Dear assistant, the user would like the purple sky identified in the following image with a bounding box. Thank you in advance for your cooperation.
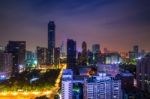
[0,0,150,52]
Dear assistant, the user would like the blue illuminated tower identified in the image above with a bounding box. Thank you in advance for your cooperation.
[48,21,55,64]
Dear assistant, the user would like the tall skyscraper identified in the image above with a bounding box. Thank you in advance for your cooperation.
[61,69,73,99]
[67,39,76,73]
[48,21,55,64]
[6,41,26,75]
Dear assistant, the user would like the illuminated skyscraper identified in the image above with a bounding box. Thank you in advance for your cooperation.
[48,21,55,64]
[61,69,73,99]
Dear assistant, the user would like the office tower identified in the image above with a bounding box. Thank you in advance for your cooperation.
[87,50,94,65]
[61,69,73,99]
[48,21,55,64]
[67,39,76,70]
[133,45,139,53]
[37,46,48,66]
[92,44,101,64]
[82,41,87,54]
[84,73,122,99]
[60,41,66,59]
[92,44,100,54]
[137,53,150,93]
[0,52,12,79]
[6,41,26,75]
[81,41,87,66]
[54,47,60,68]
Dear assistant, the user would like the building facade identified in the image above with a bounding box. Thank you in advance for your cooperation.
[54,47,60,68]
[84,73,122,99]
[6,41,26,74]
[62,69,73,99]
[0,52,12,79]
[67,39,76,72]
[37,46,48,66]
[137,53,150,93]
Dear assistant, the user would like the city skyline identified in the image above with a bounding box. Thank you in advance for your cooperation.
[0,0,150,52]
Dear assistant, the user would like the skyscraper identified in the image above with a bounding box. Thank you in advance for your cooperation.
[67,39,76,71]
[48,21,55,64]
[81,41,87,66]
[6,41,26,75]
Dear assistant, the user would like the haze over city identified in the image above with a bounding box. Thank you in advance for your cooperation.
[0,0,150,52]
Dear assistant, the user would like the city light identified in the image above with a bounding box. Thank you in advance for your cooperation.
[0,1,149,98]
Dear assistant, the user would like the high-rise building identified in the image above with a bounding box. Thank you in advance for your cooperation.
[48,21,55,64]
[0,52,12,79]
[61,69,73,99]
[67,39,76,71]
[81,41,87,66]
[84,73,122,99]
[137,53,150,93]
[92,44,100,54]
[133,45,139,53]
[37,46,48,67]
[6,41,26,75]
[92,44,101,64]
[60,41,66,59]
[129,45,139,60]
[54,47,60,68]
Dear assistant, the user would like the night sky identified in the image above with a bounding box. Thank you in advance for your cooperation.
[0,0,150,52]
